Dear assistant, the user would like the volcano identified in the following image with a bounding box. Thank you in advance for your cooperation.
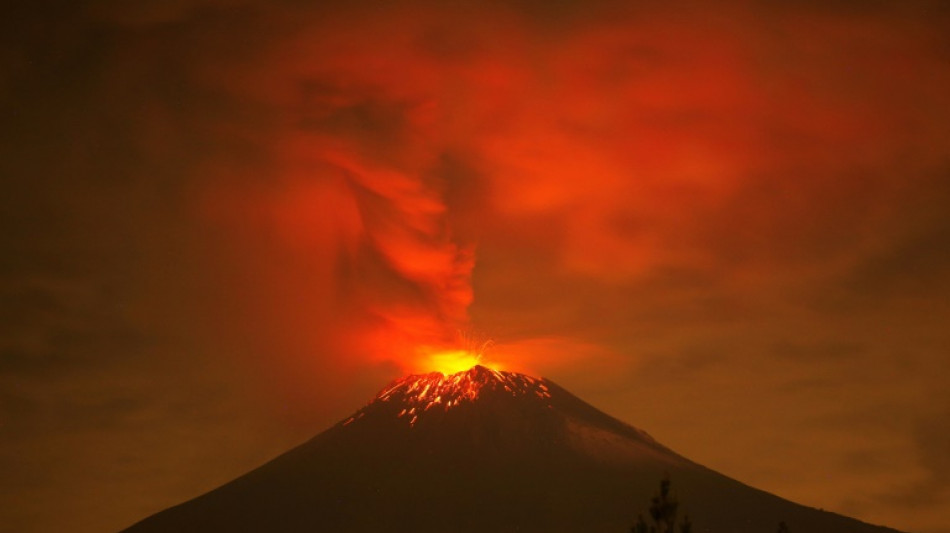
[123,366,900,532]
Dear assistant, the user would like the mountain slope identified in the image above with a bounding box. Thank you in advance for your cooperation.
[123,366,901,533]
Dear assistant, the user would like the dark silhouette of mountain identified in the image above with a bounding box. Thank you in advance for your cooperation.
[122,366,902,532]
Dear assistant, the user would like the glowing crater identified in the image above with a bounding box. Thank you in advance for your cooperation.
[343,365,553,427]
[426,349,486,375]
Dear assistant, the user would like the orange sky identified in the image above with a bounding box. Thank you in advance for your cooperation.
[2,1,950,532]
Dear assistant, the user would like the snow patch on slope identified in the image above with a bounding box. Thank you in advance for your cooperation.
[563,416,686,466]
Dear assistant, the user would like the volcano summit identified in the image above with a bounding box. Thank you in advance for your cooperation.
[123,366,900,533]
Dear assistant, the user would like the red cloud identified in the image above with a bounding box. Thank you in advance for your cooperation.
[179,1,950,383]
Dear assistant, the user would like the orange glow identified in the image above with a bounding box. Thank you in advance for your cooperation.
[426,349,488,375]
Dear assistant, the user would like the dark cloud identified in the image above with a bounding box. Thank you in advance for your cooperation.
[0,278,153,376]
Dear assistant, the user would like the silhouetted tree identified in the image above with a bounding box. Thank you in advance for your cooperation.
[680,514,692,533]
[777,521,790,533]
[631,476,693,533]
[649,475,679,533]
[631,514,651,533]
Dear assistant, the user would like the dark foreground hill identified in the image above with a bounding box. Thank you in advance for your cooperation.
[123,365,901,533]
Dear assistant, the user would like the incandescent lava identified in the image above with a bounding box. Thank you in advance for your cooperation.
[344,365,553,427]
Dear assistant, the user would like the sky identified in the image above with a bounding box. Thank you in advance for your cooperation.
[2,1,949,532]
